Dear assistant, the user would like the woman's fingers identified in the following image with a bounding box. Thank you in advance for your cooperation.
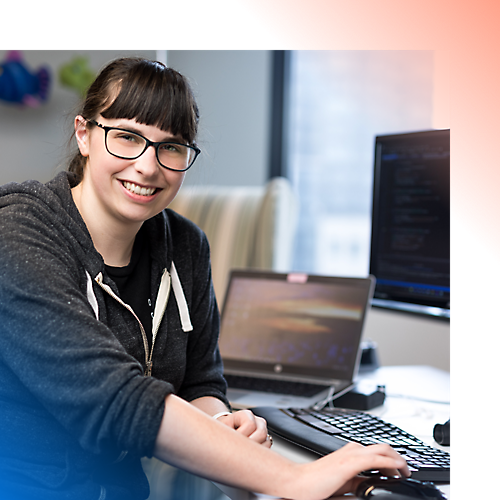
[295,442,410,499]
[322,443,409,496]
[325,442,410,486]
[218,410,271,446]
[365,444,411,478]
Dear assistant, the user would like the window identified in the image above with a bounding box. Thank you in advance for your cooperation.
[277,51,435,277]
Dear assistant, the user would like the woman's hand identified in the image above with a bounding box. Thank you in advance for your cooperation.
[217,409,272,448]
[190,396,272,447]
[289,442,411,500]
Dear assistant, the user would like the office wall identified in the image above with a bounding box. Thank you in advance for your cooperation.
[432,50,450,131]
[166,50,272,187]
[363,309,450,371]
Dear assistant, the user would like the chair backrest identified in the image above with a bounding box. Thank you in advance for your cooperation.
[168,177,298,303]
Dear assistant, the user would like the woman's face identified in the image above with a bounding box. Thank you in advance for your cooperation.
[74,115,186,230]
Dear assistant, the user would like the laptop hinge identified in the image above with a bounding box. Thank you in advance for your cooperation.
[223,368,344,387]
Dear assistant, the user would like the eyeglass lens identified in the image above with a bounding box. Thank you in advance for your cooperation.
[106,129,196,170]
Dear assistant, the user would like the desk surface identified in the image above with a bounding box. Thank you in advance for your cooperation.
[217,365,451,500]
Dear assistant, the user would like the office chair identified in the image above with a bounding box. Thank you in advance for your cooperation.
[168,176,298,303]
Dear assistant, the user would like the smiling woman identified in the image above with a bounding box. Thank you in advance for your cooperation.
[70,113,192,266]
[0,57,409,500]
[68,58,200,184]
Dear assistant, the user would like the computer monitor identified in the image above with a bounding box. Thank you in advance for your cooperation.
[369,129,450,319]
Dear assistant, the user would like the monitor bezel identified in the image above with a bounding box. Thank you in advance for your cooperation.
[369,129,450,320]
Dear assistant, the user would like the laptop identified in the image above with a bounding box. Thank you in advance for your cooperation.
[219,270,375,409]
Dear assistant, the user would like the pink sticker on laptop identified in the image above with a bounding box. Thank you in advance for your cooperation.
[287,273,308,283]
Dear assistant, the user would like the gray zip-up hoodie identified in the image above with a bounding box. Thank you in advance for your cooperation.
[0,172,229,499]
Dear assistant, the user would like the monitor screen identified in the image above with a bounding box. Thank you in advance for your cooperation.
[369,129,450,319]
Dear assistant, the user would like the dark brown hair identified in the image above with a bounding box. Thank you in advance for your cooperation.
[68,57,199,183]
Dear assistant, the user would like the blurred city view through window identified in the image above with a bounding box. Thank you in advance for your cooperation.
[286,51,434,277]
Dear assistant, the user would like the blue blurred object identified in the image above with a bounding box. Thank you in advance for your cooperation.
[0,51,51,107]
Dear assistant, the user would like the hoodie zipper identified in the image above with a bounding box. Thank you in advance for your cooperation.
[94,271,171,377]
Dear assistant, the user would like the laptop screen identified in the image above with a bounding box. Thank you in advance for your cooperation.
[219,271,375,383]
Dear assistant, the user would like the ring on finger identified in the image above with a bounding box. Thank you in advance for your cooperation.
[267,434,273,446]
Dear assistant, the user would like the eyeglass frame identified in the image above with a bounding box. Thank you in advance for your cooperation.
[86,119,201,172]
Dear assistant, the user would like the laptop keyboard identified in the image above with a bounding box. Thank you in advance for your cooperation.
[224,374,328,397]
[252,406,450,483]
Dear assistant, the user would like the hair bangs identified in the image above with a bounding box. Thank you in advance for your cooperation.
[100,61,199,144]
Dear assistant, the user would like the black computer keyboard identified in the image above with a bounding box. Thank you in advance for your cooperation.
[224,373,328,397]
[252,406,450,483]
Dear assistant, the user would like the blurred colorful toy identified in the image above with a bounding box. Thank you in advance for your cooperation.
[0,51,51,107]
[59,56,95,97]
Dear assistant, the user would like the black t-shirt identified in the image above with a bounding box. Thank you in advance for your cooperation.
[105,228,154,346]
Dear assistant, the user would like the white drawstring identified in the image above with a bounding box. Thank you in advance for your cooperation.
[152,269,171,335]
[170,262,193,332]
[86,271,99,320]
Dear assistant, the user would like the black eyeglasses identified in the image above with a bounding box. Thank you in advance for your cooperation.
[87,119,201,172]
